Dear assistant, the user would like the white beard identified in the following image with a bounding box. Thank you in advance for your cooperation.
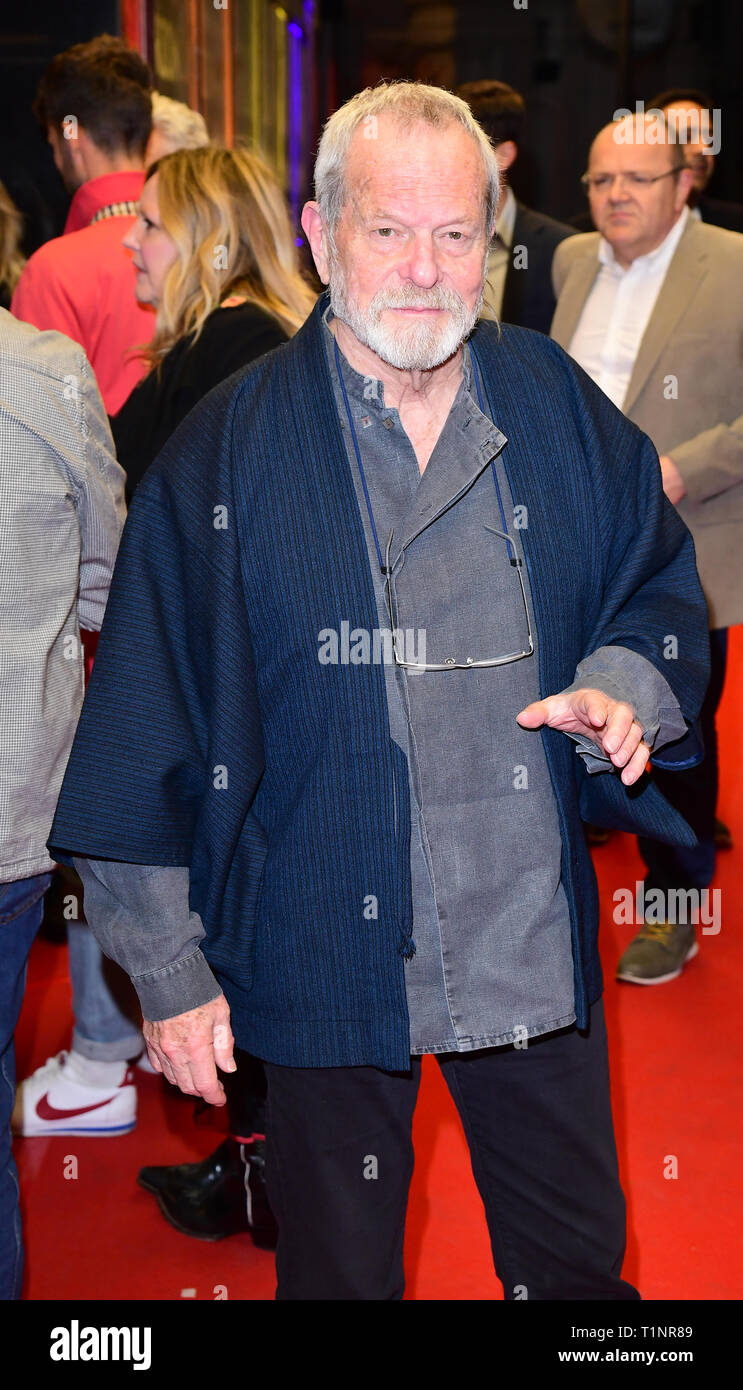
[328,256,487,371]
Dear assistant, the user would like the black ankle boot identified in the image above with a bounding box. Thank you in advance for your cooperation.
[137,1137,278,1247]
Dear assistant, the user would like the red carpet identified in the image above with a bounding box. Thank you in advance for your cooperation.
[14,629,743,1300]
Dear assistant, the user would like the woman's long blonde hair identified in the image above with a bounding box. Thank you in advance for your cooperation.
[144,145,316,368]
[0,180,25,300]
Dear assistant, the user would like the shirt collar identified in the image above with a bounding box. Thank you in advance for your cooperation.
[598,204,689,274]
[495,186,517,249]
[63,171,145,235]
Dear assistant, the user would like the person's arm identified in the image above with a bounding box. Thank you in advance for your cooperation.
[74,857,234,1101]
[68,357,127,631]
[660,414,743,507]
[552,643,688,774]
[518,392,710,783]
[73,858,220,1019]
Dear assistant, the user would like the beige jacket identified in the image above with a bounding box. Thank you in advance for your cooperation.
[551,216,743,628]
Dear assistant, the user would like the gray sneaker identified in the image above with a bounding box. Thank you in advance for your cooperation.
[616,921,698,985]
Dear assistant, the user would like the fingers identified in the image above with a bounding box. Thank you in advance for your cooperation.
[515,690,650,783]
[619,738,651,786]
[581,692,614,731]
[142,996,232,1104]
[516,699,548,728]
[213,1013,236,1074]
[601,702,636,756]
[144,1044,163,1075]
[183,1044,227,1107]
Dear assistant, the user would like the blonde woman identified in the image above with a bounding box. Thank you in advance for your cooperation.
[0,180,25,310]
[113,144,316,495]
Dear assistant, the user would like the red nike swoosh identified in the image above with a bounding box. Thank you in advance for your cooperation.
[36,1093,115,1121]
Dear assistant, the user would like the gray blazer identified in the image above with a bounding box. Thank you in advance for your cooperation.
[551,216,743,629]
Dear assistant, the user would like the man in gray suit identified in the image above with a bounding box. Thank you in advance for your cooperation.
[552,112,743,985]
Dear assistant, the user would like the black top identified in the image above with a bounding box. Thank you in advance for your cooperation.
[112,300,289,497]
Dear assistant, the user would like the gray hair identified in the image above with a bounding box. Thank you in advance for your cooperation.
[151,92,209,151]
[314,81,500,248]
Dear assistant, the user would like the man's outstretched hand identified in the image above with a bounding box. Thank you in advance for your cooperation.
[142,994,236,1105]
[516,688,651,786]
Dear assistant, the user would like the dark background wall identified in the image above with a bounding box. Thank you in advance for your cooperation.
[1,0,119,252]
[2,0,740,253]
[331,0,742,224]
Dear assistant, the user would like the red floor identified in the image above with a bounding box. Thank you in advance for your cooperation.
[14,630,743,1301]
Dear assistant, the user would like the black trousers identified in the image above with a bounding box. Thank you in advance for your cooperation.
[263,999,639,1301]
[639,628,727,893]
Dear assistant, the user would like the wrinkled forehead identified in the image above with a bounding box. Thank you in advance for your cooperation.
[343,115,488,218]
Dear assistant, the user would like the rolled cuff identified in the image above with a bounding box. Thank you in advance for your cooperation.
[132,948,223,1022]
[559,643,688,776]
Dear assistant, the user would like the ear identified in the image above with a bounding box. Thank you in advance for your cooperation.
[494,139,518,175]
[301,201,331,284]
[675,164,696,210]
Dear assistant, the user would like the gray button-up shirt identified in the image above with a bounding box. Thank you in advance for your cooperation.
[325,315,577,1050]
[76,314,687,1043]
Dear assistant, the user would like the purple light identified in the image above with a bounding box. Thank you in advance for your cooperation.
[288,23,303,227]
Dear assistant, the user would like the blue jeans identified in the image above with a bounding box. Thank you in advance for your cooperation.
[67,921,143,1063]
[0,871,52,1301]
[56,859,142,1061]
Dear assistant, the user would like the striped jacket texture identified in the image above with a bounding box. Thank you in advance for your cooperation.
[48,294,709,1068]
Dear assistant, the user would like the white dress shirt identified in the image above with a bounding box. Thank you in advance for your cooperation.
[568,206,689,409]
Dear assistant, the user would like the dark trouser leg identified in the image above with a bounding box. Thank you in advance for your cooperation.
[438,999,639,1301]
[222,1048,267,1137]
[263,1060,421,1300]
[639,628,727,893]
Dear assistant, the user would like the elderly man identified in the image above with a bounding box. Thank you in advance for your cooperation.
[552,113,743,985]
[49,84,708,1301]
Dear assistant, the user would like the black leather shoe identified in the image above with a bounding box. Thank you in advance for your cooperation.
[138,1137,278,1247]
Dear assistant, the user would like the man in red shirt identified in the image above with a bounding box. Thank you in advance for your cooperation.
[11,34,154,413]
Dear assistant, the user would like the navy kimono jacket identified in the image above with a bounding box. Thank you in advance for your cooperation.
[49,293,709,1069]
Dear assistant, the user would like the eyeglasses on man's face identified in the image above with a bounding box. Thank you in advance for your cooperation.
[580,166,686,193]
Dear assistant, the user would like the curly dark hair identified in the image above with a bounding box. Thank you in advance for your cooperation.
[34,34,152,158]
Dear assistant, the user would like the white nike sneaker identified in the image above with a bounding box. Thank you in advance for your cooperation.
[12,1050,137,1136]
